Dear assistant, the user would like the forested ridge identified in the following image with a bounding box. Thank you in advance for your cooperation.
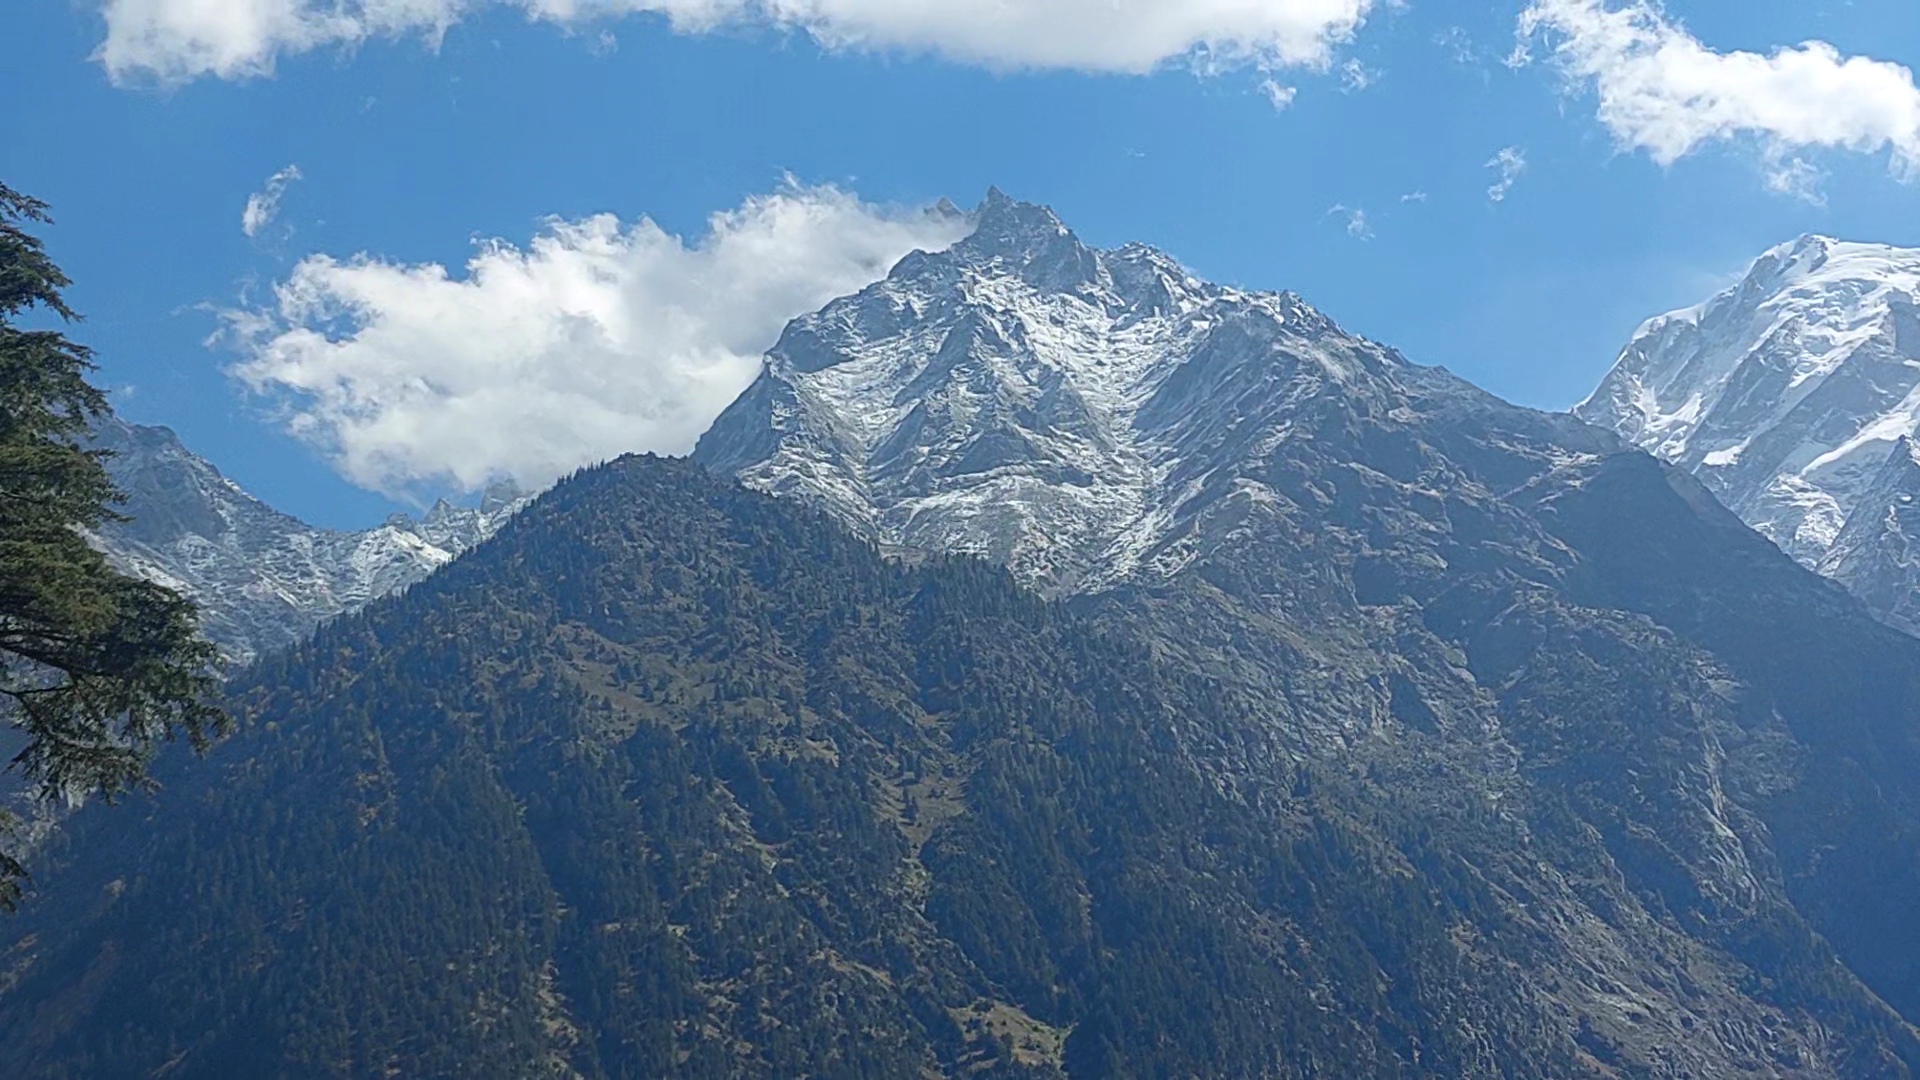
[0,457,1549,1077]
[4,451,1920,1078]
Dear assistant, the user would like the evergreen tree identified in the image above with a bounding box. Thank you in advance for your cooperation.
[0,182,222,907]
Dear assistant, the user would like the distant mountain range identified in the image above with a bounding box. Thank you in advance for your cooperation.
[11,194,1920,1077]
[1579,236,1920,634]
[87,417,528,664]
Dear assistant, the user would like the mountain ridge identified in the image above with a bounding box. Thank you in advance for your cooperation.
[696,191,1504,598]
[10,195,1920,1076]
[10,450,1920,1076]
[87,416,529,663]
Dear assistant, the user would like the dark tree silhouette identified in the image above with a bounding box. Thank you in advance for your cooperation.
[0,182,222,907]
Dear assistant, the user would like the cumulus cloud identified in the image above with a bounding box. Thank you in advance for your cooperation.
[221,182,970,496]
[242,164,302,238]
[98,0,1378,84]
[1485,146,1526,202]
[97,0,468,84]
[1518,0,1920,182]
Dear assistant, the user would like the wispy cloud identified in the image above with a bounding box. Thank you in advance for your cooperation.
[1328,203,1372,240]
[1261,79,1298,111]
[1517,0,1920,190]
[1765,157,1827,205]
[1435,26,1477,67]
[1339,57,1379,92]
[1485,147,1527,202]
[97,0,1379,85]
[219,181,970,496]
[241,164,302,239]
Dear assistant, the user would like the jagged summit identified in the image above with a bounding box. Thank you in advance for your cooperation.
[694,191,1444,594]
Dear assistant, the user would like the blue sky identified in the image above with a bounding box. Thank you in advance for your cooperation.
[4,0,1919,528]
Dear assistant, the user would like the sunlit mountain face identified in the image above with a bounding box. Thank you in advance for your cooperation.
[1581,236,1920,635]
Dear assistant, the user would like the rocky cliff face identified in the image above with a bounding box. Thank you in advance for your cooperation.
[1577,235,1920,630]
[1820,436,1920,634]
[89,418,528,663]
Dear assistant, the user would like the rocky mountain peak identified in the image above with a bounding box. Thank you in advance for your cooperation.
[1578,234,1920,565]
[478,478,526,515]
[949,187,1102,295]
[1750,232,1836,280]
[695,192,1502,596]
[1578,233,1920,637]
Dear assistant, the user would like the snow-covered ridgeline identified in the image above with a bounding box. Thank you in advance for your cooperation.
[1579,234,1920,634]
[696,189,1494,597]
[89,418,529,663]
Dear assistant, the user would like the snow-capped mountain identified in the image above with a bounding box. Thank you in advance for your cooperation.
[697,188,1579,597]
[1577,235,1920,561]
[683,192,1920,1073]
[90,418,529,663]
[1577,235,1920,631]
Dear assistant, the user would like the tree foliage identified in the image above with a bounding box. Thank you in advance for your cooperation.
[0,182,222,907]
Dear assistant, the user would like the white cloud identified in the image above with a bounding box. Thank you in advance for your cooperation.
[1338,56,1378,91]
[1764,156,1826,205]
[221,182,969,496]
[242,164,303,238]
[1399,190,1428,203]
[1327,203,1370,239]
[97,0,469,84]
[1518,0,1920,182]
[98,0,1378,84]
[1485,146,1526,202]
[1261,79,1298,111]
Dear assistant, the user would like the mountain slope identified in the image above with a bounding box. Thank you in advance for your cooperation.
[692,194,1920,1069]
[6,455,1920,1078]
[89,418,526,662]
[1575,236,1920,629]
[1820,437,1920,634]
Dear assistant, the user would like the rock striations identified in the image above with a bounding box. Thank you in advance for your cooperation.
[1821,436,1920,634]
